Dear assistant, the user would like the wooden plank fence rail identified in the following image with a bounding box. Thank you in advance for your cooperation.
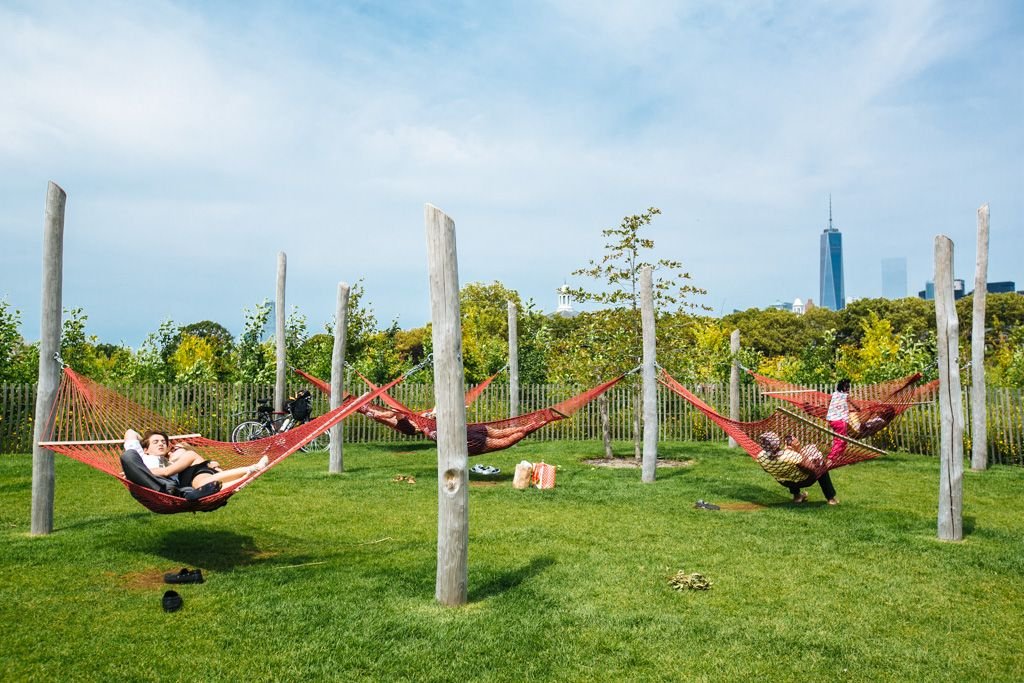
[1,381,1021,465]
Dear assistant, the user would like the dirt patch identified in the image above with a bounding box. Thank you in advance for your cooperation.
[109,569,175,590]
[717,502,766,512]
[469,480,500,488]
[583,458,693,469]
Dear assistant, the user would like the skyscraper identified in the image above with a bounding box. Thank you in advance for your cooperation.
[819,197,845,310]
[881,257,907,299]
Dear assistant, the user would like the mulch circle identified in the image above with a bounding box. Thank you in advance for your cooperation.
[583,458,693,468]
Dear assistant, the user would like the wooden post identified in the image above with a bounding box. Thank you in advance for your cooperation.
[935,235,964,541]
[971,204,989,471]
[640,266,658,482]
[275,252,287,413]
[425,204,469,606]
[729,329,740,448]
[507,301,519,418]
[329,281,350,474]
[31,181,66,536]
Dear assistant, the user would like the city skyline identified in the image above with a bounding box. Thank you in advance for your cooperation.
[1,2,1021,346]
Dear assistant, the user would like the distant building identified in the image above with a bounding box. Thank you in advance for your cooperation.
[553,285,579,318]
[792,298,804,314]
[767,300,793,312]
[919,279,966,300]
[881,257,908,299]
[968,281,1017,296]
[819,198,845,310]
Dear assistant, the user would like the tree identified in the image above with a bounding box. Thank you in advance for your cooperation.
[179,320,234,381]
[567,207,707,457]
[0,299,36,383]
[236,300,275,384]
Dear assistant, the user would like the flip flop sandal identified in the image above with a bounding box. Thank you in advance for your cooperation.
[164,568,204,584]
[162,590,183,613]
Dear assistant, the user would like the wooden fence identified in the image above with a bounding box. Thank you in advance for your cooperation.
[1,381,1021,465]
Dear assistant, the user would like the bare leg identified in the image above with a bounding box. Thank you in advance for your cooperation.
[192,456,268,489]
[150,450,204,477]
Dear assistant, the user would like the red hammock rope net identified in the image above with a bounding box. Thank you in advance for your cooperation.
[41,367,402,513]
[745,369,937,439]
[659,369,886,484]
[295,367,630,455]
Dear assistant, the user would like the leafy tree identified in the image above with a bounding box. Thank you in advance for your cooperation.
[179,321,234,381]
[0,300,37,383]
[132,319,179,383]
[236,300,275,384]
[171,334,218,383]
[59,308,105,379]
[567,207,707,456]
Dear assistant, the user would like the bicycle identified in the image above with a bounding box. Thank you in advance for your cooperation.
[230,389,331,453]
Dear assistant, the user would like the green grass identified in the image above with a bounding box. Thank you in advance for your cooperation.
[2,441,1022,682]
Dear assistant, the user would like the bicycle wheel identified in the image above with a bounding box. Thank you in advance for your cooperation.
[300,430,331,453]
[232,420,272,443]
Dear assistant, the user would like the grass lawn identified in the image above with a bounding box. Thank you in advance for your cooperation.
[1,440,1022,682]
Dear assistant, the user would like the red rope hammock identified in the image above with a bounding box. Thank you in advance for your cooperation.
[41,367,403,514]
[659,369,886,484]
[295,366,630,455]
[745,369,934,439]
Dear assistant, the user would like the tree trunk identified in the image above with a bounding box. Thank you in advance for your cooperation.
[425,204,469,606]
[971,204,989,471]
[31,181,66,536]
[935,235,963,542]
[275,252,287,413]
[729,329,740,448]
[640,266,657,482]
[599,393,612,457]
[329,281,349,474]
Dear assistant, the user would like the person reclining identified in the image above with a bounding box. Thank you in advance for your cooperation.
[121,429,267,496]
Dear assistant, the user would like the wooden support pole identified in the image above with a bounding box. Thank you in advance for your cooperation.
[640,266,658,483]
[507,301,519,418]
[329,281,350,474]
[275,252,287,413]
[935,235,964,542]
[31,181,66,536]
[425,204,469,606]
[971,204,989,471]
[729,329,740,448]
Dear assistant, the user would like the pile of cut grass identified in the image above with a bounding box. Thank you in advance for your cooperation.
[1,441,1022,681]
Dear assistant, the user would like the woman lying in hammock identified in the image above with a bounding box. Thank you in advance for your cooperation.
[756,432,838,505]
[124,429,268,490]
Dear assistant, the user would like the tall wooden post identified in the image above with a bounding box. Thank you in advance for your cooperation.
[329,281,350,474]
[425,204,469,606]
[729,329,740,448]
[31,181,66,536]
[640,266,658,483]
[935,235,963,542]
[971,204,989,471]
[507,301,519,418]
[275,252,287,413]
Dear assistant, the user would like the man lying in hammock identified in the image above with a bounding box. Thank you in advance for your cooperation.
[123,429,268,491]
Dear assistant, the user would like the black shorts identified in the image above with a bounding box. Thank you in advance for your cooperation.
[176,461,220,488]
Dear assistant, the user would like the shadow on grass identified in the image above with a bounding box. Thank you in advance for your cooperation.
[154,529,269,572]
[469,555,556,602]
[57,511,150,532]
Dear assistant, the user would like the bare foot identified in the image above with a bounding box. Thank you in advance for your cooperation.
[248,455,269,474]
[793,492,808,504]
[827,498,839,506]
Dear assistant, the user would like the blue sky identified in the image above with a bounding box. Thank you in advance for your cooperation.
[1,0,1021,347]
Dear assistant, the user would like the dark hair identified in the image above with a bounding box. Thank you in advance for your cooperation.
[141,430,170,449]
[836,378,851,392]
